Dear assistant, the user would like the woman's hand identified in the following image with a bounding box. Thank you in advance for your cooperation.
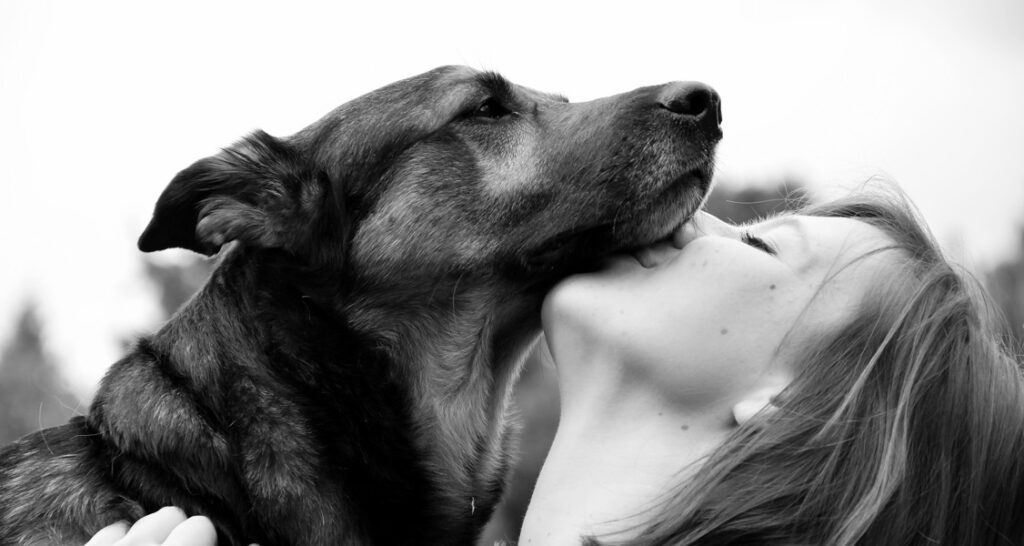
[84,507,217,546]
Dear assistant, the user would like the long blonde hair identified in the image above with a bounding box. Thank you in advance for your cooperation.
[590,188,1024,545]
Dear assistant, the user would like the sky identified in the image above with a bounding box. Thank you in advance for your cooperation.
[1,0,1022,399]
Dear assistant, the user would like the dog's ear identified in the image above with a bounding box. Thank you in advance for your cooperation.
[139,130,340,257]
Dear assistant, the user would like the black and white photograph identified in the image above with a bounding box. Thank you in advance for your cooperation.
[1,1,1023,544]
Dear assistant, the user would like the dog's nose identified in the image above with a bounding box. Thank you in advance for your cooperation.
[657,82,722,136]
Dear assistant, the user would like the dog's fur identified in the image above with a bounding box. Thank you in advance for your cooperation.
[0,66,720,545]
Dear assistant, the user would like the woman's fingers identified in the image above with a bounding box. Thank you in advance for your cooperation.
[82,507,218,546]
[162,515,217,546]
[118,507,188,543]
[83,521,129,546]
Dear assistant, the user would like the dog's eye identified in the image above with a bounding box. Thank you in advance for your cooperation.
[471,98,512,119]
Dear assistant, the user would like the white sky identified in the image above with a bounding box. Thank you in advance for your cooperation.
[1,0,1022,399]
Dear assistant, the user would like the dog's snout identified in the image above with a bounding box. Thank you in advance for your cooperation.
[658,82,722,136]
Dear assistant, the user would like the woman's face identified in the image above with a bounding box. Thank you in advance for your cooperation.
[542,210,896,410]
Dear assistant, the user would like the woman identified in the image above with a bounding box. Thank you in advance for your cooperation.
[90,187,1024,545]
[523,187,1024,545]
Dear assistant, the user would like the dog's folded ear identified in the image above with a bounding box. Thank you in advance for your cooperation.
[139,130,339,257]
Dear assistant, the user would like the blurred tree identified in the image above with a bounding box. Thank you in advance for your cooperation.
[143,256,215,318]
[116,255,214,353]
[986,225,1024,354]
[478,179,807,545]
[0,302,81,445]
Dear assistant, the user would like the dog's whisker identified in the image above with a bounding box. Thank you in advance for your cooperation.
[37,405,54,456]
[451,272,467,314]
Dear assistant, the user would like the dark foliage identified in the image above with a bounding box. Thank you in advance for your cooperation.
[0,303,80,445]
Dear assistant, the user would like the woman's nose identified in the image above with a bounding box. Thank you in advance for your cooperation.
[674,211,737,247]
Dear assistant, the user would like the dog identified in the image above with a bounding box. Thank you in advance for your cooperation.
[0,66,721,545]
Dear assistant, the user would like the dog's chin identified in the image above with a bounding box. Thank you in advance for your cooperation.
[525,170,707,278]
[595,167,709,259]
[567,217,689,275]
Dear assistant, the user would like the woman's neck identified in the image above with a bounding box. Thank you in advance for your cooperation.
[519,360,734,545]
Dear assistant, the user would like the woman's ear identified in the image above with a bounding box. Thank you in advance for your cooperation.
[731,372,790,426]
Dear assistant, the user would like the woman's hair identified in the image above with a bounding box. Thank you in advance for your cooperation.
[591,185,1024,545]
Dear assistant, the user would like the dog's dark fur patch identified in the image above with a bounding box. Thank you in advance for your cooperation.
[0,66,720,545]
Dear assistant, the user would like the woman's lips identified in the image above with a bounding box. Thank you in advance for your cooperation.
[630,240,672,268]
[631,222,691,268]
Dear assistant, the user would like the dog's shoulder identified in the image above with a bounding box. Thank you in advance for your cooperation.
[0,416,143,546]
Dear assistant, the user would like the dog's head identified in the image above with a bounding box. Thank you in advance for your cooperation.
[139,66,720,298]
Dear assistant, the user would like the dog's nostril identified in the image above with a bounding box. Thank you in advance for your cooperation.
[663,90,710,117]
[658,82,722,130]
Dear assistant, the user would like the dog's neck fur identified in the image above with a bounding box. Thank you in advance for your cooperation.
[341,266,544,540]
[349,281,541,525]
[90,245,538,545]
